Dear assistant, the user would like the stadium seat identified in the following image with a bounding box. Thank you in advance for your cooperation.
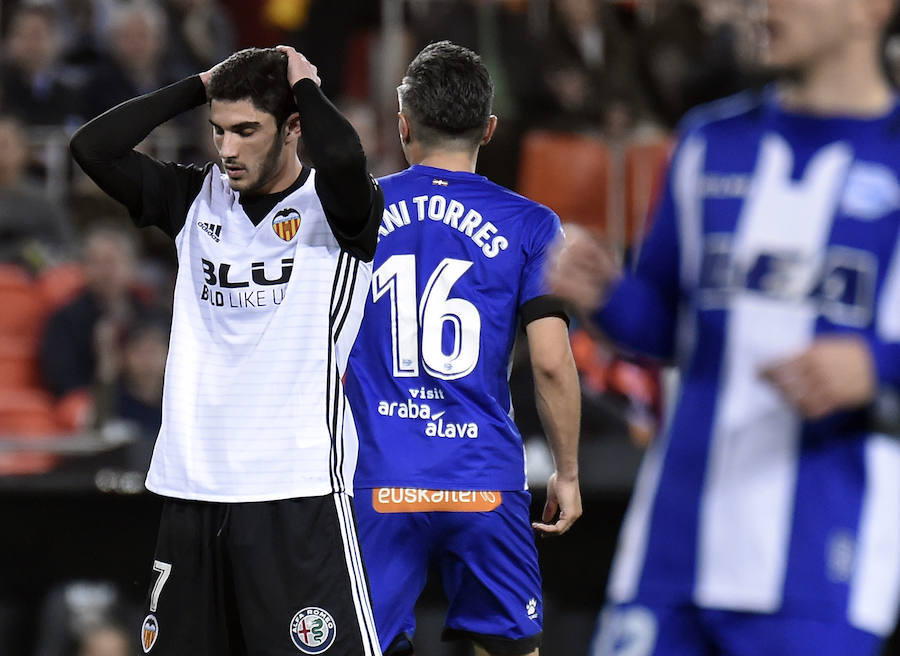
[624,136,672,246]
[517,130,611,233]
[0,264,44,337]
[37,263,86,311]
[0,336,41,389]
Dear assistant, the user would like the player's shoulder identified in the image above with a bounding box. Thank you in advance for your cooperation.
[677,89,767,142]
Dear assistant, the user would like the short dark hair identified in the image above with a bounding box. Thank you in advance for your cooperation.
[208,48,297,130]
[398,41,494,149]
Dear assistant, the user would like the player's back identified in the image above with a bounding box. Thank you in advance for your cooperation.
[346,164,561,492]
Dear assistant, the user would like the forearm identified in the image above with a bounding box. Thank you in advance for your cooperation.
[533,353,581,479]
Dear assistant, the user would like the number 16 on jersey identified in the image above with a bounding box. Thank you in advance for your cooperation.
[372,255,481,381]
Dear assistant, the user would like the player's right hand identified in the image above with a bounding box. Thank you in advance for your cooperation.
[532,472,582,537]
[547,223,621,313]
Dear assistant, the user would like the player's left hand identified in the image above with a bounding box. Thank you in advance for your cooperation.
[532,472,582,537]
[760,335,877,420]
[276,45,321,87]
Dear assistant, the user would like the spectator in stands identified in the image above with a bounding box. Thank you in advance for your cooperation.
[93,315,168,468]
[535,0,648,135]
[633,0,760,129]
[81,2,178,120]
[406,0,544,189]
[0,3,83,127]
[39,224,155,399]
[163,0,237,77]
[54,0,112,70]
[0,114,73,269]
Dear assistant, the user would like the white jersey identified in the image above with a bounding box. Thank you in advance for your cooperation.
[145,168,372,502]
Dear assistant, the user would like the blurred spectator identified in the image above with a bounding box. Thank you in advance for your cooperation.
[634,0,762,129]
[0,114,73,269]
[535,0,649,136]
[0,3,83,127]
[93,316,168,469]
[38,224,156,399]
[285,0,379,100]
[33,580,137,656]
[81,1,178,120]
[407,0,544,189]
[54,0,113,70]
[76,623,134,656]
[163,0,236,76]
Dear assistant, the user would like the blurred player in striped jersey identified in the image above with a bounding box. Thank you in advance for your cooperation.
[345,41,582,656]
[551,0,900,654]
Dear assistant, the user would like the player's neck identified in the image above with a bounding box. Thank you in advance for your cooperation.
[413,149,478,174]
[258,157,303,196]
[778,43,893,117]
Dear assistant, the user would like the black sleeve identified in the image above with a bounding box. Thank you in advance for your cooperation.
[69,76,211,238]
[293,79,382,261]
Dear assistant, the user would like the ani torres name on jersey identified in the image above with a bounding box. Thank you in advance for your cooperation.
[378,193,508,259]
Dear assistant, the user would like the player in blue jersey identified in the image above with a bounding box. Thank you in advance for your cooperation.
[550,0,900,654]
[344,41,582,656]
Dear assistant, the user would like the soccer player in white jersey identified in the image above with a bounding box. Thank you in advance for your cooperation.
[70,47,383,655]
[344,42,582,656]
[551,0,900,654]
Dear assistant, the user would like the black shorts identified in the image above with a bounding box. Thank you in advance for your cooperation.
[139,492,381,655]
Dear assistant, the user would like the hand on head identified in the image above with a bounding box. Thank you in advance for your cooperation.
[275,45,321,88]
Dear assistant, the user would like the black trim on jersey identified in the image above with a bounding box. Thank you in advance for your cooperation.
[520,294,570,327]
[239,166,311,226]
[326,251,357,493]
[70,76,210,238]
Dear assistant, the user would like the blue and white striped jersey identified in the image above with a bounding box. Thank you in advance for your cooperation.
[598,90,900,636]
[345,164,563,492]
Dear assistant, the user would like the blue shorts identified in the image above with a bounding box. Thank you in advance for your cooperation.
[590,602,883,656]
[355,488,542,655]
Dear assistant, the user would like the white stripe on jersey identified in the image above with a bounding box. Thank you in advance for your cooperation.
[848,435,900,635]
[333,492,381,655]
[879,226,900,340]
[145,169,372,502]
[695,135,854,611]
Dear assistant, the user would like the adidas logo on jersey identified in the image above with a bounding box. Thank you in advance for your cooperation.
[198,221,222,242]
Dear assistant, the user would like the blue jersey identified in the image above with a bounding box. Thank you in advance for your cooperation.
[346,164,563,491]
[598,90,900,636]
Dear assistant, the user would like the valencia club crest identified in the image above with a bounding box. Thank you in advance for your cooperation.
[273,208,302,241]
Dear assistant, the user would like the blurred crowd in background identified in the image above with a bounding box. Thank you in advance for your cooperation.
[2,0,900,654]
